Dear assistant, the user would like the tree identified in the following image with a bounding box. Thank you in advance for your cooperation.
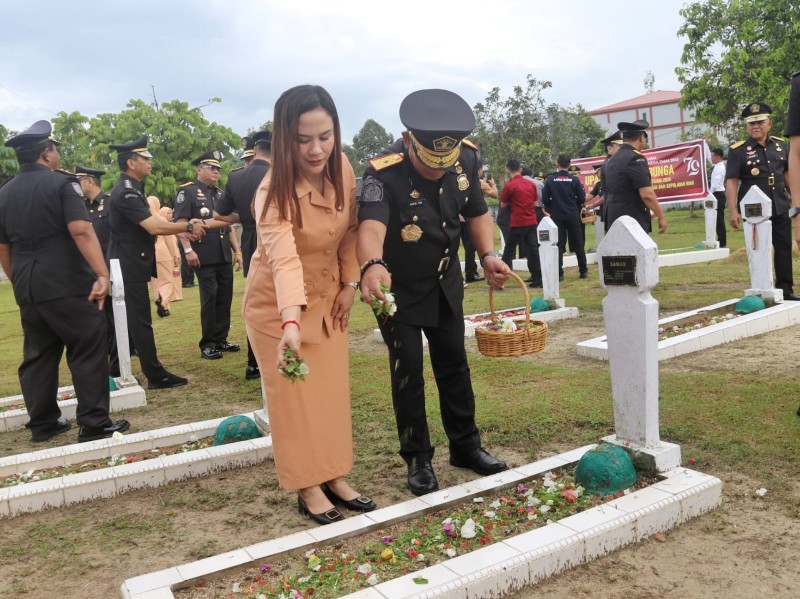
[544,104,606,161]
[344,119,394,175]
[676,0,800,136]
[0,125,18,181]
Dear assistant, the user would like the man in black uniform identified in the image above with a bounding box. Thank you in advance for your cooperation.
[173,150,243,360]
[239,135,255,167]
[785,74,800,417]
[543,155,588,279]
[0,121,130,442]
[727,102,796,301]
[585,131,623,218]
[603,119,667,234]
[214,131,271,379]
[76,164,121,377]
[357,89,510,496]
[108,136,205,389]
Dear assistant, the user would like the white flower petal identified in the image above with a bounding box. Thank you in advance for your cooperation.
[755,487,768,497]
[367,574,379,586]
[460,519,477,539]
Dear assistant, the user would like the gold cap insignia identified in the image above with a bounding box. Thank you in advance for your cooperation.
[409,132,461,170]
[751,103,760,112]
[432,136,457,152]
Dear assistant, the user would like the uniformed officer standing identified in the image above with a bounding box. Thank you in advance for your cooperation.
[107,136,205,389]
[357,89,510,497]
[585,131,623,218]
[603,120,667,234]
[76,164,120,377]
[542,156,588,279]
[785,74,800,418]
[239,134,256,167]
[727,103,798,301]
[0,121,129,443]
[173,150,243,360]
[214,131,272,379]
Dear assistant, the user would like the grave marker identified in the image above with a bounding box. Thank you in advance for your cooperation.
[597,216,680,472]
[537,217,565,308]
[740,186,782,303]
[702,193,720,249]
[109,260,137,387]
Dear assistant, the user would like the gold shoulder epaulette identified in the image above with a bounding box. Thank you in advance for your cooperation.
[461,139,479,151]
[179,181,194,188]
[793,70,800,79]
[771,135,786,142]
[730,140,745,149]
[229,166,245,173]
[56,168,77,176]
[633,150,644,156]
[369,153,403,171]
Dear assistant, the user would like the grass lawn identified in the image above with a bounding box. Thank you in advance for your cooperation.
[0,207,798,597]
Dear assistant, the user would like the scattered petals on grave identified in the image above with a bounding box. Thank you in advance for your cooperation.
[180,471,656,599]
[657,312,740,341]
[0,391,77,414]
[0,436,213,488]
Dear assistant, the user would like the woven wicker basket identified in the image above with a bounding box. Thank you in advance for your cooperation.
[474,272,548,357]
[580,212,597,224]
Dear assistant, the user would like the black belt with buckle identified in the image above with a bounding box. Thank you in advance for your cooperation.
[437,256,451,273]
[768,175,775,186]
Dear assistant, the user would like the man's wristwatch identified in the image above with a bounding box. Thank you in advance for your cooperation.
[480,251,499,265]
[789,206,800,219]
[186,222,194,232]
[184,247,194,254]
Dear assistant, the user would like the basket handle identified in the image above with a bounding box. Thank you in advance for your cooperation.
[488,271,532,332]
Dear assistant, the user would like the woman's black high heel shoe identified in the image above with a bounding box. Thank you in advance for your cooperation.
[297,494,345,525]
[322,483,377,512]
[155,297,169,318]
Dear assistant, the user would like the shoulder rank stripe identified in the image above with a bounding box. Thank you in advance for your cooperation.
[730,140,745,149]
[771,135,786,142]
[369,153,403,171]
[229,166,245,173]
[461,139,479,151]
[179,181,194,188]
[633,150,644,155]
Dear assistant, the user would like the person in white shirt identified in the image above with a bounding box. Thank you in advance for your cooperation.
[709,147,727,247]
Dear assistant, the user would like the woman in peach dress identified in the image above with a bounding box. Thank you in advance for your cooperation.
[146,197,179,316]
[243,85,375,524]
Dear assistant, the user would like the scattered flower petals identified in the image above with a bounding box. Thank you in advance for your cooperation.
[688,457,696,465]
[356,563,372,575]
[112,431,125,440]
[460,518,477,539]
[755,487,767,497]
[366,574,379,586]
[380,548,397,563]
[472,496,484,503]
[260,563,271,573]
[444,547,457,558]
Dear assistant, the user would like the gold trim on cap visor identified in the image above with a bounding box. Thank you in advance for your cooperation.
[200,160,221,167]
[132,147,153,157]
[409,132,461,170]
[745,113,770,122]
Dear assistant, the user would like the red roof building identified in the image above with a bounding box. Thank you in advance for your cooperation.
[590,91,695,148]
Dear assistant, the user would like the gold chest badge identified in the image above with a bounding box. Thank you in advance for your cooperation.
[457,174,469,191]
[400,224,423,242]
[751,168,760,176]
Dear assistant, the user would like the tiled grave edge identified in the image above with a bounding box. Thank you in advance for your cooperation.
[576,298,800,361]
[0,384,147,433]
[0,412,272,518]
[119,445,722,599]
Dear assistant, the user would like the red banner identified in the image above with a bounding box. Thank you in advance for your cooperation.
[570,139,709,205]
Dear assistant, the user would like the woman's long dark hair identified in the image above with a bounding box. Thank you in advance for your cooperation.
[265,85,343,228]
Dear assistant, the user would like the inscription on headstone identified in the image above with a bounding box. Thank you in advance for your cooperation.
[539,230,550,243]
[602,255,637,286]
[704,199,714,209]
[744,203,763,218]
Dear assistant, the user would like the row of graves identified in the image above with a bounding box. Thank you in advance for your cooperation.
[5,193,785,598]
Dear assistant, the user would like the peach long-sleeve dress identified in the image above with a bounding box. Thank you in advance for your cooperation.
[242,155,359,490]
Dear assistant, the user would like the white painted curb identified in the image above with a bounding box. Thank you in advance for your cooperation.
[120,445,722,599]
[577,298,800,361]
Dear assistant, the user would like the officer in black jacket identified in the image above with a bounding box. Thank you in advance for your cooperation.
[214,131,272,379]
[727,102,798,301]
[0,121,129,443]
[603,120,667,234]
[543,156,588,279]
[76,164,121,377]
[358,89,509,497]
[585,131,622,220]
[108,136,205,389]
[173,150,243,360]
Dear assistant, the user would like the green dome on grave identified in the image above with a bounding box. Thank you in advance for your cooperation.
[529,297,550,313]
[109,377,118,392]
[212,415,261,446]
[574,444,637,495]
[734,295,765,314]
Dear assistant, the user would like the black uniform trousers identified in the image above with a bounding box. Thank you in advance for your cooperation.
[460,222,479,279]
[376,292,481,465]
[712,191,727,248]
[19,296,111,435]
[124,279,169,382]
[179,243,195,286]
[772,213,794,295]
[554,218,588,276]
[195,262,234,350]
[502,225,541,283]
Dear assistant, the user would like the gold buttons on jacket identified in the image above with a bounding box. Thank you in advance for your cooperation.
[444,248,450,254]
[442,221,446,227]
[412,215,418,222]
[140,252,145,257]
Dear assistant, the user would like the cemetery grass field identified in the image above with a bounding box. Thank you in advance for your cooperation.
[0,208,798,598]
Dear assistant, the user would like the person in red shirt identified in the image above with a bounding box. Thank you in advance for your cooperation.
[499,159,541,287]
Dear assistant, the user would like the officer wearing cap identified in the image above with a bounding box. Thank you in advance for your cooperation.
[585,131,623,217]
[240,135,256,167]
[0,121,130,443]
[727,102,797,300]
[542,155,588,279]
[108,135,205,391]
[787,73,800,416]
[357,89,510,497]
[214,131,272,379]
[173,150,243,360]
[603,119,667,234]
[75,164,121,377]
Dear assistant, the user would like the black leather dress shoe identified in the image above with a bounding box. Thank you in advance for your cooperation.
[465,273,485,283]
[579,271,589,279]
[322,484,377,512]
[528,281,543,288]
[155,298,169,318]
[298,495,345,525]
[201,346,223,360]
[245,365,260,380]
[784,293,800,301]
[78,419,131,443]
[31,418,72,442]
[148,372,189,389]
[216,341,241,352]
[408,461,439,496]
[450,447,508,476]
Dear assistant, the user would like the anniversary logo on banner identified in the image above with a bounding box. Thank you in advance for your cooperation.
[570,139,709,205]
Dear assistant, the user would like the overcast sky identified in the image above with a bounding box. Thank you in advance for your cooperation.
[0,0,690,144]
